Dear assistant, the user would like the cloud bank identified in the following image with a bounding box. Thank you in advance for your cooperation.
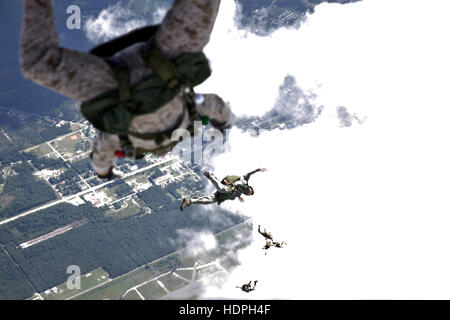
[83,1,168,44]
[195,0,450,299]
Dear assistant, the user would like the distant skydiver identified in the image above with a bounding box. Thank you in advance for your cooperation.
[272,240,286,248]
[258,224,273,241]
[258,225,286,254]
[237,280,258,293]
[20,0,231,179]
[262,239,287,255]
[262,239,272,252]
[180,168,267,211]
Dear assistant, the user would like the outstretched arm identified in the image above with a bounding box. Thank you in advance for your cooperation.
[20,0,116,101]
[243,168,266,184]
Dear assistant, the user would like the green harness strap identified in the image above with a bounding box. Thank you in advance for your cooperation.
[104,57,135,112]
[109,54,207,158]
[143,47,181,90]
[82,25,213,159]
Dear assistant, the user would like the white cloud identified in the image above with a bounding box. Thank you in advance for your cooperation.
[83,2,167,44]
[172,228,218,258]
[195,0,450,299]
[152,6,168,24]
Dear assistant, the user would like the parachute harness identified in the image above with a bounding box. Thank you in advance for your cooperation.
[82,25,212,160]
[106,42,210,159]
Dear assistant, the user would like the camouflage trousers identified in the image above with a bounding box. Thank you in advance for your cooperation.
[190,173,227,205]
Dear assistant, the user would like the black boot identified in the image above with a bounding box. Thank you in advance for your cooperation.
[180,198,191,211]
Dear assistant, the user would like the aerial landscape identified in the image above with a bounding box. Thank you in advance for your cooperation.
[2,0,450,307]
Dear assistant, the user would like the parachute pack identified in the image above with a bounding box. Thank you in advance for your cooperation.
[80,25,211,156]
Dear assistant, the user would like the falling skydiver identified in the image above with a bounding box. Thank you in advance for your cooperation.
[20,0,231,179]
[262,239,287,255]
[258,225,286,254]
[180,168,267,210]
[237,280,258,293]
[258,224,273,241]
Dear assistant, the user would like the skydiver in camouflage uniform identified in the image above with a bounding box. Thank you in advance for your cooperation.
[262,239,272,252]
[180,168,267,211]
[20,0,231,179]
[258,224,273,241]
[258,224,286,254]
[237,280,258,293]
[262,239,287,255]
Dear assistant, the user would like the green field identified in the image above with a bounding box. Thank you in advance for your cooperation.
[76,273,139,300]
[28,143,53,157]
[159,273,189,292]
[129,267,160,284]
[106,198,142,220]
[123,289,142,300]
[54,132,82,157]
[74,261,169,300]
[138,281,167,300]
[44,267,109,300]
[174,269,193,281]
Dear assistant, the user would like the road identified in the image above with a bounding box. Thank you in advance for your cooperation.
[0,156,178,226]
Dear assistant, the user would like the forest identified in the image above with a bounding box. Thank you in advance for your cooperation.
[0,249,34,300]
[0,162,57,219]
[0,182,247,299]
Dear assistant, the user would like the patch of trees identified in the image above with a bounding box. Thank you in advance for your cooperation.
[56,167,78,182]
[0,250,35,300]
[25,152,65,170]
[4,244,48,293]
[0,146,22,164]
[112,183,133,198]
[137,185,178,212]
[46,99,81,122]
[60,183,82,197]
[0,162,57,218]
[71,157,91,175]
[88,178,101,187]
[12,205,245,294]
[39,123,71,141]
[21,222,137,289]
[148,167,165,183]
[0,203,104,245]
[164,182,182,200]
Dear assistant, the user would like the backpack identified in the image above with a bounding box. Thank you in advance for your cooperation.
[80,25,211,153]
[221,175,241,186]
